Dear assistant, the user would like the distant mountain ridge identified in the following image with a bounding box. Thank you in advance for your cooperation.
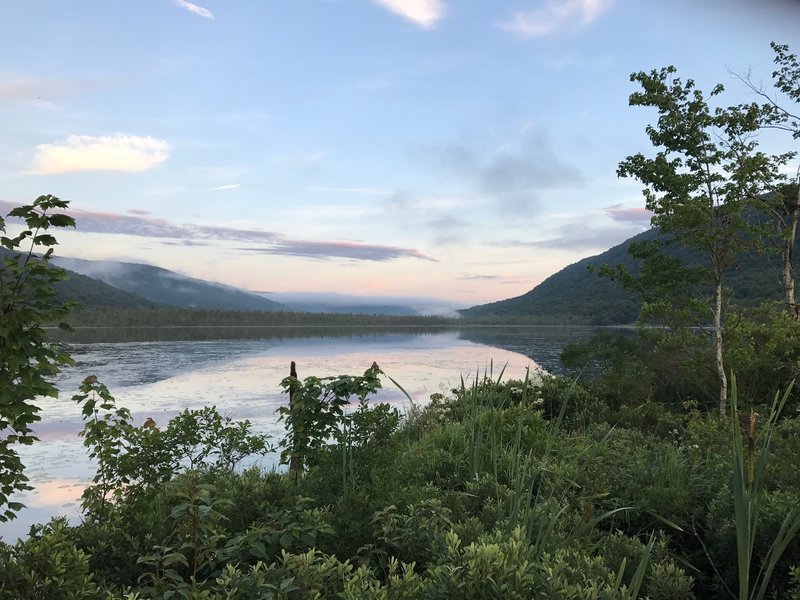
[9,250,458,316]
[259,291,462,317]
[461,227,795,325]
[52,257,285,312]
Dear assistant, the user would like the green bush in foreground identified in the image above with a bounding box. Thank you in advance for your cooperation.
[0,368,722,599]
[5,362,800,598]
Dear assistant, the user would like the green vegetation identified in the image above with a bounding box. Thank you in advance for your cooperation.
[3,365,800,598]
[459,233,645,325]
[53,307,458,344]
[0,195,75,523]
[65,306,455,329]
[2,44,800,598]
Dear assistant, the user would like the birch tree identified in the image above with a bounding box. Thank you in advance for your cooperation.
[739,43,800,317]
[618,67,790,412]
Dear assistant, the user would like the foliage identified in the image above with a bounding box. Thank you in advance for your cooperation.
[724,305,800,407]
[66,305,455,329]
[0,194,75,522]
[277,362,384,472]
[729,377,800,600]
[0,518,101,600]
[460,224,798,325]
[561,332,655,408]
[5,364,800,597]
[618,66,792,411]
[73,376,271,520]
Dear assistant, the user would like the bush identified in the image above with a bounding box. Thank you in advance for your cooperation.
[0,518,100,600]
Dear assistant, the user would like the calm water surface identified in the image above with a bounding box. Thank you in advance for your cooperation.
[3,326,603,541]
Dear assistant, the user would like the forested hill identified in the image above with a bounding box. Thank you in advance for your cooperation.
[460,228,794,325]
[55,270,159,309]
[460,232,648,325]
[53,257,285,312]
[0,247,155,309]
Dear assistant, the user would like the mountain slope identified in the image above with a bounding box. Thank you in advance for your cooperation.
[460,232,646,325]
[461,228,794,325]
[53,257,285,312]
[0,248,156,309]
[55,270,159,309]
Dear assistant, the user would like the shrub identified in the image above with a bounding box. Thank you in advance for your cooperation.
[0,196,75,522]
[0,517,100,600]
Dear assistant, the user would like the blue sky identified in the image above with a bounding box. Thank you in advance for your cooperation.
[1,0,797,306]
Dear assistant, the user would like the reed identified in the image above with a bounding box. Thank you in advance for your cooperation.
[730,375,800,600]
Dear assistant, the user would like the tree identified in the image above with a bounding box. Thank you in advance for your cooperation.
[618,67,791,412]
[755,179,799,318]
[0,195,75,521]
[734,42,800,318]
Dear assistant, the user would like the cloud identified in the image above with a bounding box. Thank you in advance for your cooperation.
[173,0,214,19]
[380,190,476,246]
[310,186,394,196]
[0,74,92,102]
[127,209,151,216]
[426,213,472,246]
[432,127,582,212]
[161,240,213,247]
[500,0,612,37]
[0,201,434,262]
[605,203,652,225]
[237,240,436,262]
[29,134,171,175]
[278,152,327,170]
[212,184,241,191]
[457,274,502,281]
[372,0,444,27]
[503,223,644,252]
[484,204,651,252]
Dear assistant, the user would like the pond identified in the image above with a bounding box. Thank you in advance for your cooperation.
[2,325,608,541]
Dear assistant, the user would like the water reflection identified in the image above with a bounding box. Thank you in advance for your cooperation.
[3,330,545,542]
[457,326,619,373]
[51,325,453,344]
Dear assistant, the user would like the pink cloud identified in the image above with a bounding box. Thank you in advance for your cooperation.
[605,203,652,225]
[0,201,435,263]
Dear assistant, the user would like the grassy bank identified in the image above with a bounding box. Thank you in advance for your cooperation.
[2,366,799,599]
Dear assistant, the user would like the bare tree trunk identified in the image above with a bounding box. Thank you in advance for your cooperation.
[715,276,728,413]
[288,361,303,482]
[784,186,799,318]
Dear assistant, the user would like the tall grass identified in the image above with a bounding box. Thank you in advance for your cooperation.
[452,366,631,550]
[730,375,800,600]
[449,365,657,596]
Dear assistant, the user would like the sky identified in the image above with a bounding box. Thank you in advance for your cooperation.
[1,0,798,307]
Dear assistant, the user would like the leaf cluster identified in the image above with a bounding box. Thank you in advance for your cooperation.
[0,195,75,522]
[277,362,384,470]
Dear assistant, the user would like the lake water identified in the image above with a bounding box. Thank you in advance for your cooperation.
[2,326,605,541]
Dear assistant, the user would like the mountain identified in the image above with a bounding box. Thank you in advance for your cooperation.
[0,247,156,309]
[460,228,794,325]
[55,270,159,309]
[460,232,646,325]
[52,257,285,312]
